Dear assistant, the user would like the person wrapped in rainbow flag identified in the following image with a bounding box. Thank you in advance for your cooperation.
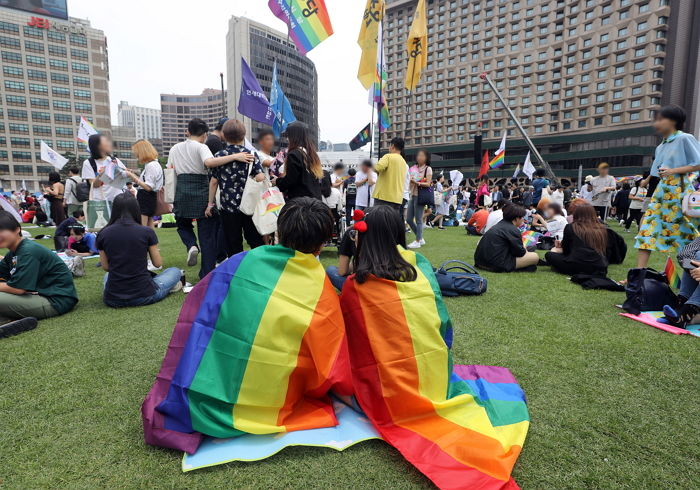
[142,200,530,488]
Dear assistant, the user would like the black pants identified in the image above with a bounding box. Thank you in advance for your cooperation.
[176,215,219,279]
[594,206,608,220]
[220,209,264,257]
[625,208,643,230]
[346,201,356,225]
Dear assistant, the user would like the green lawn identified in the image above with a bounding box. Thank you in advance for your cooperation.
[1,223,698,489]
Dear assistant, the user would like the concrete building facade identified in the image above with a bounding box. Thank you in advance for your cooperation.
[117,100,162,141]
[0,7,110,191]
[226,15,319,145]
[383,0,699,178]
[160,88,226,156]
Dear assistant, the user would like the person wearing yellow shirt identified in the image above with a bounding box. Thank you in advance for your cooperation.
[373,137,409,211]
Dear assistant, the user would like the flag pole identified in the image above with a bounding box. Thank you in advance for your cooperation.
[377,13,385,157]
[369,99,376,160]
[220,72,226,118]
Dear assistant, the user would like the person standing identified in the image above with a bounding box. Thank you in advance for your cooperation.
[43,171,65,225]
[254,128,277,170]
[63,166,83,217]
[372,137,408,210]
[272,122,323,200]
[354,159,376,211]
[82,134,128,211]
[124,140,163,229]
[343,168,358,225]
[167,118,250,279]
[590,163,616,220]
[531,169,550,206]
[635,105,700,268]
[406,149,432,249]
[625,177,647,232]
[430,174,449,230]
[206,117,228,156]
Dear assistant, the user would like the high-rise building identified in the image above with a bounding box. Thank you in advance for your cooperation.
[226,15,319,145]
[0,6,110,191]
[383,0,699,178]
[160,89,226,156]
[117,100,162,141]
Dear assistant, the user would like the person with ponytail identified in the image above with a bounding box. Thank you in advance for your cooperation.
[544,203,609,276]
[272,122,322,200]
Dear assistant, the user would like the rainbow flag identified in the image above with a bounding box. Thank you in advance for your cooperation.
[489,151,505,169]
[522,230,540,249]
[142,246,352,454]
[268,0,334,55]
[664,256,682,290]
[341,249,529,489]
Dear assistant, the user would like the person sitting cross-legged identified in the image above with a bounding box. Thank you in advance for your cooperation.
[474,204,539,272]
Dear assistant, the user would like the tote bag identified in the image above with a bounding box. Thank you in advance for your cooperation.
[239,161,265,216]
[163,168,177,204]
[252,182,285,235]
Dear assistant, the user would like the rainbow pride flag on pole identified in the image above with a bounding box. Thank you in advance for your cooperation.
[142,246,352,453]
[489,151,505,169]
[268,0,334,55]
[341,249,530,489]
[664,256,682,290]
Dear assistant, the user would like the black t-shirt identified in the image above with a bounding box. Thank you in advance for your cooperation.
[474,220,526,273]
[344,177,357,203]
[205,134,225,156]
[338,229,357,258]
[96,219,158,302]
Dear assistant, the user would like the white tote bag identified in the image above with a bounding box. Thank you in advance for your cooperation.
[239,162,265,216]
[163,167,177,204]
[252,182,285,235]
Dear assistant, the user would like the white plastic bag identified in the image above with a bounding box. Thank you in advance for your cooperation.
[252,183,285,235]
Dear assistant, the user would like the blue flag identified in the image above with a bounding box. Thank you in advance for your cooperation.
[270,62,296,137]
[238,58,274,125]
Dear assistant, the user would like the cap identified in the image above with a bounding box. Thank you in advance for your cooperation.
[215,117,229,131]
[585,175,593,183]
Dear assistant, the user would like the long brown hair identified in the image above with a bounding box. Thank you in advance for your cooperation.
[571,204,608,255]
[286,122,322,179]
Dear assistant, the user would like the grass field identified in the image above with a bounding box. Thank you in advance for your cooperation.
[1,223,698,489]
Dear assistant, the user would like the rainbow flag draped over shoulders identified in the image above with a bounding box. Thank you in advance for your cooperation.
[268,0,334,55]
[142,245,351,453]
[341,249,529,489]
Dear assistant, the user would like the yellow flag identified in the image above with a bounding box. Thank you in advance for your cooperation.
[404,0,427,91]
[357,0,384,90]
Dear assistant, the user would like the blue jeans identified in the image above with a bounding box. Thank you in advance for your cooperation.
[326,266,347,291]
[680,251,700,307]
[176,216,219,279]
[103,268,182,308]
[406,196,424,241]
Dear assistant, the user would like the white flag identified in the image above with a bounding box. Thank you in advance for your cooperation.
[495,133,507,156]
[449,170,464,191]
[0,196,23,224]
[523,152,536,180]
[512,164,521,179]
[40,141,69,170]
[76,116,98,143]
[21,179,27,191]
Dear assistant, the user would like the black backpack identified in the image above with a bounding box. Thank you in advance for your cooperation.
[345,177,357,198]
[622,268,678,315]
[72,158,98,203]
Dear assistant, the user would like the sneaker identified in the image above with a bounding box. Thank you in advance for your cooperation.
[170,271,186,293]
[0,317,38,338]
[419,238,426,246]
[187,246,199,267]
[407,240,421,249]
[147,257,162,272]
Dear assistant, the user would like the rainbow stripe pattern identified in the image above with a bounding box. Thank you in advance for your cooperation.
[142,246,352,454]
[489,151,505,169]
[522,230,541,249]
[341,249,529,489]
[268,0,334,55]
[664,256,682,290]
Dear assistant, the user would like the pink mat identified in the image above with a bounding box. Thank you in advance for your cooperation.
[619,312,698,336]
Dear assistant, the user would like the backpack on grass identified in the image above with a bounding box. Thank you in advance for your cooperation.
[433,260,488,297]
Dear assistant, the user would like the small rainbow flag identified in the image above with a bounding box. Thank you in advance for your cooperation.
[522,230,541,249]
[341,249,529,488]
[142,246,352,453]
[489,151,505,169]
[664,256,682,290]
[268,0,334,55]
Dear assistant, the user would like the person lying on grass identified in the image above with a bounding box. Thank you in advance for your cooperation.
[474,204,540,272]
[0,210,78,336]
[65,224,98,258]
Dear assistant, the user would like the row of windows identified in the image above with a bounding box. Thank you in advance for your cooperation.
[3,95,92,112]
[0,36,89,59]
[2,66,92,86]
[1,81,92,98]
[0,52,91,73]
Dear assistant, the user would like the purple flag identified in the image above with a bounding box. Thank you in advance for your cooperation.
[238,58,274,125]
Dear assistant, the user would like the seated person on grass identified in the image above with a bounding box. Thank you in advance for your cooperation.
[0,211,78,335]
[531,202,568,241]
[142,197,352,453]
[326,226,357,291]
[66,224,98,257]
[663,239,700,329]
[54,210,86,252]
[466,205,489,235]
[98,193,183,309]
[339,206,530,488]
[474,204,540,272]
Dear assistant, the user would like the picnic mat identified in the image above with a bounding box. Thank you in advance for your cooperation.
[182,398,381,472]
[619,310,700,337]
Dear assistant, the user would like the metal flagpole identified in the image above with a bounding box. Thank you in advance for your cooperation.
[220,72,226,118]
[369,99,376,160]
[377,13,385,157]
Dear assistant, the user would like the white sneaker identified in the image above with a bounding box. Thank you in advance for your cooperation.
[419,238,426,246]
[147,257,162,272]
[407,240,421,249]
[187,246,199,267]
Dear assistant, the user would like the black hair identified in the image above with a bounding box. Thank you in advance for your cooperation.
[390,137,405,152]
[622,182,631,191]
[361,159,373,168]
[187,118,209,137]
[353,206,417,284]
[277,197,334,254]
[88,133,105,160]
[320,170,332,198]
[534,168,546,178]
[658,104,686,131]
[416,149,431,166]
[348,168,357,176]
[48,171,61,184]
[67,166,80,175]
[503,204,527,222]
[495,199,512,210]
[333,162,345,171]
[69,224,86,235]
[0,210,21,233]
[72,210,85,218]
[285,122,323,179]
[105,193,141,228]
[257,128,275,141]
[547,202,564,216]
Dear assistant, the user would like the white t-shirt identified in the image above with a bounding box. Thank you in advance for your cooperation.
[629,186,647,210]
[82,157,128,202]
[323,187,342,211]
[403,169,411,201]
[551,190,565,207]
[545,214,568,241]
[167,139,213,176]
[139,160,164,191]
[64,175,81,205]
[484,209,503,233]
[355,169,376,208]
[581,186,593,203]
